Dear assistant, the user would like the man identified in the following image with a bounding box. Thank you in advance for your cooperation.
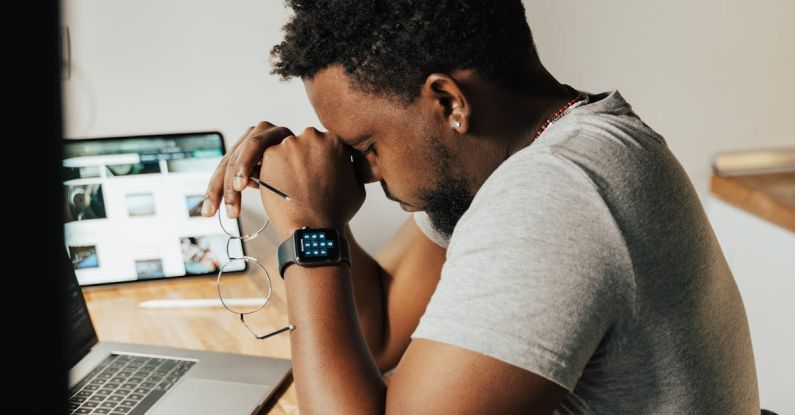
[202,1,759,413]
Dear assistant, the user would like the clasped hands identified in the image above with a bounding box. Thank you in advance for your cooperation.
[200,122,366,242]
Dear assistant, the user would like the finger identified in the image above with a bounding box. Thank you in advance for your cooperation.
[223,123,283,218]
[223,150,242,218]
[247,164,262,189]
[222,125,259,218]
[201,126,254,217]
[351,150,375,184]
[233,125,294,191]
[202,157,229,217]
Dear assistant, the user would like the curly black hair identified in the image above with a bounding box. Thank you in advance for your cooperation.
[271,0,540,103]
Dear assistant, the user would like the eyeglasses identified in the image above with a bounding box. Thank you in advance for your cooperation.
[216,177,294,340]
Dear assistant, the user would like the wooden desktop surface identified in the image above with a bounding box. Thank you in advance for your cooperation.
[82,273,299,414]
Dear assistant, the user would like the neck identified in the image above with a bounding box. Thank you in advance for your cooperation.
[456,67,576,194]
[501,72,578,158]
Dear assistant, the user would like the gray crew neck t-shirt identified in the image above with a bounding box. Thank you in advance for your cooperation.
[411,90,759,414]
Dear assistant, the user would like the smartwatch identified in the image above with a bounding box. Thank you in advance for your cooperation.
[277,227,351,279]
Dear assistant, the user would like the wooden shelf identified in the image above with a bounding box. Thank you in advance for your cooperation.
[710,172,795,233]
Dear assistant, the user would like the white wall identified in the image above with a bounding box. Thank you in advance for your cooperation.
[708,199,795,413]
[62,0,408,258]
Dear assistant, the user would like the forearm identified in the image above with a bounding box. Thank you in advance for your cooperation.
[344,226,389,366]
[345,219,447,372]
[284,264,386,415]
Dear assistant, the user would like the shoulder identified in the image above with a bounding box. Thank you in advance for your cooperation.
[449,89,672,252]
[448,147,609,257]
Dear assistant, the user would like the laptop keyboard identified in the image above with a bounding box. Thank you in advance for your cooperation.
[68,353,196,414]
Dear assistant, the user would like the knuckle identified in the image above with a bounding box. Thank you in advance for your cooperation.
[250,125,294,148]
[256,121,274,129]
[274,126,293,138]
[226,150,239,165]
[223,188,238,202]
[205,183,221,198]
[250,132,270,146]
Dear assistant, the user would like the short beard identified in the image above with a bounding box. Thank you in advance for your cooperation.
[421,177,473,238]
[419,137,474,239]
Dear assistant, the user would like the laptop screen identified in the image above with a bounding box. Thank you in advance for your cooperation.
[63,132,245,286]
[65,249,97,369]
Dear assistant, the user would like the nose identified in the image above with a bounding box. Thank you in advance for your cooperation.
[352,151,382,184]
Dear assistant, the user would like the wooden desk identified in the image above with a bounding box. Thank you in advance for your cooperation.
[83,273,299,414]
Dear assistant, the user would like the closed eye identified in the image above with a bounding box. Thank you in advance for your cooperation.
[358,144,375,156]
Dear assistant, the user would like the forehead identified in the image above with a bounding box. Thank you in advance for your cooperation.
[304,66,401,138]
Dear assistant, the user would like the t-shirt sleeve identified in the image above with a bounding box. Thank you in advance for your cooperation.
[411,153,636,391]
[413,211,450,248]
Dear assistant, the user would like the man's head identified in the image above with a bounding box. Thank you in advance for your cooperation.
[271,0,543,237]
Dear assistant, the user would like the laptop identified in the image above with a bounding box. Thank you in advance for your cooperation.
[62,131,247,287]
[66,251,292,415]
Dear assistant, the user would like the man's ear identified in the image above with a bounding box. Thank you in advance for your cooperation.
[421,73,471,134]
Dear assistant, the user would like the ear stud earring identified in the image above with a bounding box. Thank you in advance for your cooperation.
[452,120,461,129]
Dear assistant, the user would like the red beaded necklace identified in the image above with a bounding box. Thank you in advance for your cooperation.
[531,93,587,143]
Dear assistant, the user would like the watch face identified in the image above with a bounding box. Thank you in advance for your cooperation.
[294,228,341,264]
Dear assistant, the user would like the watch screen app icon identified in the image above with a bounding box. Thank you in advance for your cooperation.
[298,230,337,259]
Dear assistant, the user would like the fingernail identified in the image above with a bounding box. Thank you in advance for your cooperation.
[234,176,244,191]
[225,203,235,218]
[201,199,212,216]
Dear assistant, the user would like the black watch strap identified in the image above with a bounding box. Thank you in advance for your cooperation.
[277,236,296,279]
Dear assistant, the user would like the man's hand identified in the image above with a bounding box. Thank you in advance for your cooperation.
[201,121,294,219]
[259,127,365,241]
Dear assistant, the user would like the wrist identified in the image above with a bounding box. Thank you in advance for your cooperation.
[277,226,351,280]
